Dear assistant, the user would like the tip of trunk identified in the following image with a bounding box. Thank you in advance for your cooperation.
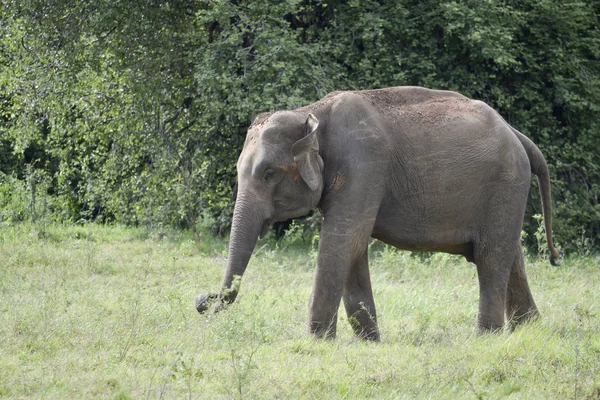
[196,293,218,314]
[196,292,234,314]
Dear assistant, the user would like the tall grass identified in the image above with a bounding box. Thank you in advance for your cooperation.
[0,223,598,399]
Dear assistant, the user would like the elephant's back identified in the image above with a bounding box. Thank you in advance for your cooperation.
[360,86,469,110]
[380,96,531,235]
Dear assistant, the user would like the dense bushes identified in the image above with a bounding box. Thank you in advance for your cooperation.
[1,0,599,251]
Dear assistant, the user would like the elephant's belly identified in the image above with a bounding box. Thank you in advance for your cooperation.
[371,222,475,262]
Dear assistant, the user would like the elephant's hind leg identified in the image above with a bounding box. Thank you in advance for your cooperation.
[343,246,380,341]
[474,241,513,332]
[506,242,540,327]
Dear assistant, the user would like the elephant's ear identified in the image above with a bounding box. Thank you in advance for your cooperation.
[291,114,324,191]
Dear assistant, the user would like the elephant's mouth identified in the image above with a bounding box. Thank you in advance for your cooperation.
[259,220,272,239]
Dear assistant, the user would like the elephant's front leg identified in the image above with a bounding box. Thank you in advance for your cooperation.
[343,246,379,340]
[308,220,374,340]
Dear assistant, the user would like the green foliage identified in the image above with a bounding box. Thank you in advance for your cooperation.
[0,1,598,250]
[0,173,28,223]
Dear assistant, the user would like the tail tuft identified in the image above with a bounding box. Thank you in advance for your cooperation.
[550,249,564,267]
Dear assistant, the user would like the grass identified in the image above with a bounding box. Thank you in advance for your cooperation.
[0,223,599,399]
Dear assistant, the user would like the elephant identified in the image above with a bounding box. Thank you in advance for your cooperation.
[196,86,562,341]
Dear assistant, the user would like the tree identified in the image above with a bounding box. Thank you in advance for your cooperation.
[1,0,598,251]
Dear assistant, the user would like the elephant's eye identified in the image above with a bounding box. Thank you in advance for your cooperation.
[263,168,276,181]
[260,167,282,184]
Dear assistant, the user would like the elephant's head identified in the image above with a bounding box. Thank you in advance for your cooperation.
[197,111,324,312]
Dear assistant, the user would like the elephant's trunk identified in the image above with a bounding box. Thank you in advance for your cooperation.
[219,194,265,304]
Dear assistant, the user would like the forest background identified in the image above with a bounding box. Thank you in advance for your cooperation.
[1,0,599,252]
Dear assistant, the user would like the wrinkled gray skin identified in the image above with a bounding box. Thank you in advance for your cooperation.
[197,87,562,340]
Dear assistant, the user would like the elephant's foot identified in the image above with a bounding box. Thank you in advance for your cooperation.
[507,307,541,330]
[309,320,337,340]
[355,328,380,341]
[477,323,505,333]
[348,315,380,341]
[476,311,506,333]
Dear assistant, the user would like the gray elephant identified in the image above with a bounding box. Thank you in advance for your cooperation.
[197,86,562,340]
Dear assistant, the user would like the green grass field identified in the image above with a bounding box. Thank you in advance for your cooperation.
[1,223,599,399]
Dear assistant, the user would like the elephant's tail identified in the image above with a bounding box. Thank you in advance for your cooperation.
[511,127,563,266]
